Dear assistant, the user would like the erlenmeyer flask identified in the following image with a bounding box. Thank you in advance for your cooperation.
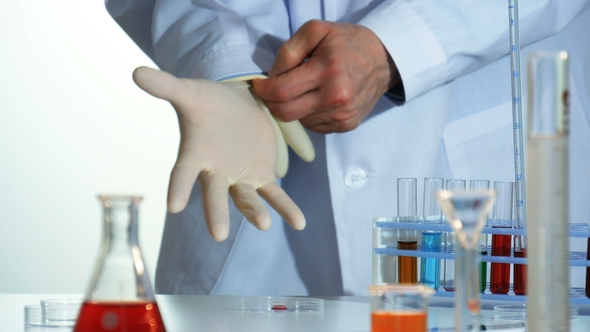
[74,195,166,332]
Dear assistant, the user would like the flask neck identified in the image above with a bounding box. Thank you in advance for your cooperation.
[85,195,154,302]
[101,196,141,247]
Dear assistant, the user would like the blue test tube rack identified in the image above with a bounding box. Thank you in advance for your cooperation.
[372,217,590,305]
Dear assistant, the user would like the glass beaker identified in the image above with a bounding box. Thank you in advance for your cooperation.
[74,195,166,332]
[369,284,434,332]
[437,190,495,332]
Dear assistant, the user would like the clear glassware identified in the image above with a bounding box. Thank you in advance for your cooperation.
[526,51,570,332]
[397,178,418,284]
[420,178,444,290]
[442,179,466,292]
[369,284,434,332]
[437,190,495,332]
[74,195,166,332]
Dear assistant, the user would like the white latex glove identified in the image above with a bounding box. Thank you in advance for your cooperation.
[222,75,315,177]
[132,66,307,241]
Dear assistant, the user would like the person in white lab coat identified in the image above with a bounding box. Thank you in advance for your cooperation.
[106,1,590,296]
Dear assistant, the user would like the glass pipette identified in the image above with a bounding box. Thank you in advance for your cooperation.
[508,0,528,296]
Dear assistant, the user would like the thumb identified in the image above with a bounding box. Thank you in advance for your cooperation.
[132,66,184,102]
[268,20,329,77]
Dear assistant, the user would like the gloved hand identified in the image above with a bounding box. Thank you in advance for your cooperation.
[132,66,309,241]
[222,74,316,177]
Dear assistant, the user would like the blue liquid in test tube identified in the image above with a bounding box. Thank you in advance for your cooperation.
[420,178,444,289]
[421,232,442,288]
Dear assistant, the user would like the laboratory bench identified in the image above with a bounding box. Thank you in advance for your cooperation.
[4,293,590,331]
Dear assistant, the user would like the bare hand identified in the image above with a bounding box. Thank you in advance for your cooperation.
[252,20,400,134]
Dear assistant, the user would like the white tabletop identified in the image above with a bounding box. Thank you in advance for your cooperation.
[3,294,589,331]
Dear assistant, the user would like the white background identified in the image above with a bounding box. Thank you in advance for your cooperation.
[0,1,178,293]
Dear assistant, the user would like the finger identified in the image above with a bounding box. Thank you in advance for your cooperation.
[268,20,330,77]
[262,88,323,122]
[252,63,320,104]
[132,66,186,102]
[274,118,315,162]
[166,130,207,213]
[258,183,306,231]
[300,113,352,134]
[199,172,231,242]
[257,101,289,178]
[229,183,272,231]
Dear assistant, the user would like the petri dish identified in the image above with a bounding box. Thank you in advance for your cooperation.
[24,304,43,327]
[494,304,578,321]
[40,298,83,327]
[241,297,323,313]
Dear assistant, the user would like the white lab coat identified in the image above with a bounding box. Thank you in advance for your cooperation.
[106,0,590,296]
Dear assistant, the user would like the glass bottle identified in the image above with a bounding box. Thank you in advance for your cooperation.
[74,195,166,332]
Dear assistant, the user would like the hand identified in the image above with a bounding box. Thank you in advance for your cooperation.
[252,20,400,134]
[132,67,306,241]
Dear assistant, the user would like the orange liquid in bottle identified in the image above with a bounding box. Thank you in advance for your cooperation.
[371,311,427,332]
[74,301,166,332]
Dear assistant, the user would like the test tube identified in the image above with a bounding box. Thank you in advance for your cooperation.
[397,178,418,284]
[490,181,513,295]
[526,51,570,332]
[586,237,590,298]
[420,178,444,289]
[443,179,466,292]
[470,180,490,294]
[513,199,527,296]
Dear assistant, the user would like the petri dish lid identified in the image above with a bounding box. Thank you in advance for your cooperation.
[368,284,435,297]
[494,304,578,321]
[241,297,323,313]
[24,304,43,327]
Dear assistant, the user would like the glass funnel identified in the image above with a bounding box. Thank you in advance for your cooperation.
[436,190,495,332]
[74,195,166,332]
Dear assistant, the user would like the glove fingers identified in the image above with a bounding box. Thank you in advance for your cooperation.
[260,104,289,178]
[199,173,231,242]
[275,118,315,162]
[229,183,271,231]
[132,66,185,102]
[258,183,306,231]
[167,163,201,214]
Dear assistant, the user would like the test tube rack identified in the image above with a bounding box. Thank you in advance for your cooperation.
[372,217,590,305]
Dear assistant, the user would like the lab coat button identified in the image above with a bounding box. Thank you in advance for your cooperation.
[344,168,366,188]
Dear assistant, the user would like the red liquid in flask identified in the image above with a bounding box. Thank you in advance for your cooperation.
[74,301,166,332]
[490,229,511,294]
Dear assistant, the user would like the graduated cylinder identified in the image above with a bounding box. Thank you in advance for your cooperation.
[526,51,570,332]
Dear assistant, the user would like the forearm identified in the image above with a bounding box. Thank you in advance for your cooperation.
[358,0,590,102]
[106,0,290,80]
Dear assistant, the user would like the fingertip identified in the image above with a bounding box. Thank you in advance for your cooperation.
[255,214,272,231]
[289,214,306,231]
[132,66,154,84]
[167,196,188,214]
[210,227,230,242]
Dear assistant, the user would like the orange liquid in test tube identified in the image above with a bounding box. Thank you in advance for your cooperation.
[371,311,427,332]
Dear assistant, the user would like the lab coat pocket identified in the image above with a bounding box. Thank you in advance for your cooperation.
[443,102,515,182]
